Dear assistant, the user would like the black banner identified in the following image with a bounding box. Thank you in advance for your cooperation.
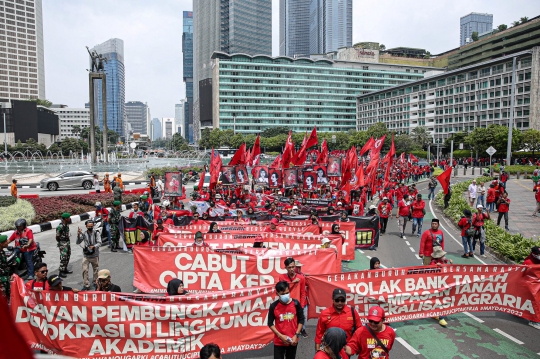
[278,197,331,206]
[348,215,380,248]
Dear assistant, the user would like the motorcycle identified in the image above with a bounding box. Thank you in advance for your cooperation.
[182,174,199,185]
[92,216,109,242]
[6,242,46,278]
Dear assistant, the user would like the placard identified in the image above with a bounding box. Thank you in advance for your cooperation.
[327,156,342,177]
[164,172,183,196]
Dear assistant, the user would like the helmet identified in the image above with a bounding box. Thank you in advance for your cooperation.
[144,191,149,195]
[15,218,27,228]
[95,202,102,207]
[162,200,170,207]
[194,185,199,190]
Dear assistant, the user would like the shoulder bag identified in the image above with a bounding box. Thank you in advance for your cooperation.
[365,325,389,354]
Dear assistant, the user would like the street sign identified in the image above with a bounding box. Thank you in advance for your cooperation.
[486,146,496,156]
[130,142,137,149]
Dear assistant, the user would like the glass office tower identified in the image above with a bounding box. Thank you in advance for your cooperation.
[310,0,352,55]
[460,13,493,46]
[182,11,194,142]
[279,0,311,58]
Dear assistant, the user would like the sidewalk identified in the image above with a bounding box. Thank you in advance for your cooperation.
[504,179,539,239]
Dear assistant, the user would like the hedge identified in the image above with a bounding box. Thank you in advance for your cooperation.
[491,164,539,176]
[145,166,204,178]
[0,196,17,208]
[435,176,535,263]
[0,199,36,232]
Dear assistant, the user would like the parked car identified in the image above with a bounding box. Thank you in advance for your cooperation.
[40,171,96,191]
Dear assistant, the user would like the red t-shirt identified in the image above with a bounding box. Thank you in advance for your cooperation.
[278,273,307,308]
[458,217,472,236]
[315,305,361,344]
[419,229,444,257]
[95,208,109,221]
[8,228,36,252]
[411,200,425,218]
[268,299,304,346]
[314,349,349,359]
[378,203,392,218]
[487,188,497,202]
[347,325,396,359]
[498,197,510,213]
[352,201,364,216]
[25,279,49,291]
[397,200,410,217]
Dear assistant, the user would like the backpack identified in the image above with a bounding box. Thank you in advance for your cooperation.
[465,218,476,237]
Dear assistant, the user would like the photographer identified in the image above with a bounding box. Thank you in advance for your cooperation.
[76,220,101,291]
[8,218,36,280]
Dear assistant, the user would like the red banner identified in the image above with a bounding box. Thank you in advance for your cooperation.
[307,265,540,322]
[10,276,276,358]
[133,247,339,293]
[157,232,343,264]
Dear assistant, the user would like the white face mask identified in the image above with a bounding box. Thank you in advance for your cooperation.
[195,240,204,246]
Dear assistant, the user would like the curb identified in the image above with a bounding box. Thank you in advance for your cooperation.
[0,198,161,237]
[1,181,148,189]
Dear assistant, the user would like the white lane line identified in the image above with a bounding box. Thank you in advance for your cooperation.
[366,255,372,259]
[357,249,364,254]
[428,199,487,265]
[396,337,421,355]
[415,254,422,260]
[463,311,485,323]
[405,241,410,245]
[493,328,524,345]
[409,247,415,252]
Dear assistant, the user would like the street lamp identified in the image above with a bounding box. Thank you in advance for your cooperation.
[0,101,11,154]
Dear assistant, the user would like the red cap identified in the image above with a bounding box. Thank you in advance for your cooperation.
[367,306,384,321]
[271,218,279,225]
[254,235,264,242]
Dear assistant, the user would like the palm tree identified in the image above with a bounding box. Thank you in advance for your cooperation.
[520,17,529,24]
[71,125,82,139]
[411,126,432,149]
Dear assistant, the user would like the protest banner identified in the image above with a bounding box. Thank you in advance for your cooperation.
[157,232,343,265]
[10,276,277,358]
[133,247,339,294]
[306,265,540,322]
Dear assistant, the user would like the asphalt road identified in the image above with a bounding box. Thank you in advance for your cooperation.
[10,176,540,359]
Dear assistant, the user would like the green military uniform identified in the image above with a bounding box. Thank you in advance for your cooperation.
[0,235,12,300]
[113,186,123,202]
[109,202,122,250]
[56,214,71,272]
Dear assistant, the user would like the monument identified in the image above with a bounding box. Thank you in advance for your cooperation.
[87,46,109,164]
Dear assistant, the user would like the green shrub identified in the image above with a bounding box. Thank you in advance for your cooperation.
[145,166,204,178]
[410,150,428,158]
[0,196,16,208]
[491,164,539,176]
[435,175,535,263]
[0,199,36,232]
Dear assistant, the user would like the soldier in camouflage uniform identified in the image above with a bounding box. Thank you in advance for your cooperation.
[109,201,122,252]
[56,213,72,277]
[0,235,12,301]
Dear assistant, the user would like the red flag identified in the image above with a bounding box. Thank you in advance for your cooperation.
[210,149,222,186]
[251,135,261,166]
[409,153,419,163]
[387,135,395,160]
[292,145,307,166]
[281,131,294,169]
[229,143,246,165]
[437,166,452,194]
[359,137,374,156]
[316,139,328,164]
[383,135,395,183]
[0,286,34,359]
[399,152,406,163]
[340,180,352,203]
[198,168,205,189]
[305,127,318,148]
[341,146,356,185]
[371,135,386,158]
[270,155,281,169]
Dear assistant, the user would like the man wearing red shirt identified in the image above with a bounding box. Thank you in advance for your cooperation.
[533,184,540,216]
[396,194,411,239]
[266,218,280,232]
[9,218,37,279]
[345,306,396,359]
[95,202,110,246]
[128,203,144,219]
[315,288,361,350]
[351,196,364,216]
[411,194,425,237]
[268,281,304,359]
[378,198,392,234]
[496,192,511,231]
[419,218,444,265]
[278,257,307,312]
[25,262,49,291]
[199,187,210,201]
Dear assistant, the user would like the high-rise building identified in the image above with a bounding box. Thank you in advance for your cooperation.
[0,0,46,100]
[162,118,174,140]
[89,38,126,137]
[310,0,352,55]
[182,11,194,142]
[51,106,90,140]
[279,0,311,58]
[460,12,493,46]
[175,100,184,137]
[125,101,148,135]
[193,0,272,140]
[151,118,162,140]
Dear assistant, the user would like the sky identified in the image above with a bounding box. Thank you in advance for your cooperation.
[42,0,539,120]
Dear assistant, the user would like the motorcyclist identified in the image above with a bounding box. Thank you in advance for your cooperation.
[95,202,111,246]
[0,235,13,300]
[8,218,36,280]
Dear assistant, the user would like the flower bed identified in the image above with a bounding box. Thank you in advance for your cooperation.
[435,175,535,263]
[0,199,36,232]
[26,193,140,224]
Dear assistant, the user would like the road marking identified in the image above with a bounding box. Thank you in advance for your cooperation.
[357,249,364,254]
[493,328,524,345]
[463,311,485,323]
[415,254,421,260]
[409,247,415,252]
[396,337,421,355]
[428,199,487,265]
[366,255,372,259]
[405,241,410,245]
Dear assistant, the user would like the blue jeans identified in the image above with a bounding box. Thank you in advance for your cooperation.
[487,202,495,212]
[461,236,472,254]
[428,187,435,200]
[15,248,35,279]
[412,217,423,235]
[472,239,485,255]
[476,195,485,208]
[104,222,111,245]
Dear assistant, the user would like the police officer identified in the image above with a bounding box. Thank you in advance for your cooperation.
[0,235,12,300]
[108,200,122,252]
[56,213,72,277]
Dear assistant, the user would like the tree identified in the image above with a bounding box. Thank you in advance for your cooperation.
[424,51,431,59]
[520,17,529,24]
[497,24,508,31]
[512,21,521,27]
[394,134,421,153]
[107,129,119,145]
[443,131,468,151]
[27,98,52,108]
[261,127,290,138]
[71,125,82,139]
[411,126,432,149]
[171,133,190,151]
[521,129,540,155]
[198,128,212,149]
[471,32,479,41]
[348,130,370,148]
[464,124,521,156]
[229,133,245,149]
[379,44,386,52]
[366,122,388,140]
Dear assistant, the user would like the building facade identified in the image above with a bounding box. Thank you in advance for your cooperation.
[193,0,272,141]
[356,49,539,143]
[460,12,493,46]
[52,106,90,140]
[211,52,439,134]
[182,10,194,142]
[0,100,58,146]
[125,101,147,135]
[175,100,184,136]
[89,38,126,137]
[151,118,162,140]
[310,0,352,55]
[279,0,310,58]
[0,0,45,100]
[161,118,174,140]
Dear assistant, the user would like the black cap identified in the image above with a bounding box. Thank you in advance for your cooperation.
[48,275,62,287]
[332,288,346,300]
[532,246,540,255]
[432,218,440,223]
